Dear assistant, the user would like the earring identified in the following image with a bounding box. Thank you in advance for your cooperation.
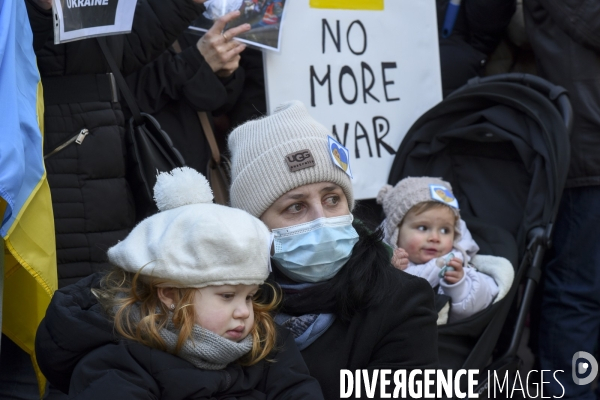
[170,304,175,310]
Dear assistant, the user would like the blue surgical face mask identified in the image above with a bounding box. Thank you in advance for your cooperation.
[271,214,359,283]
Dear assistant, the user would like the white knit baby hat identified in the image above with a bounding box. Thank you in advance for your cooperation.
[107,167,271,288]
[228,100,354,218]
[377,177,461,250]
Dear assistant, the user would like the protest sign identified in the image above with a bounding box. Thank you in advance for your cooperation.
[190,0,288,51]
[53,0,136,44]
[264,0,442,199]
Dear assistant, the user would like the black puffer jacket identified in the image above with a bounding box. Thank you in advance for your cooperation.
[25,0,204,287]
[524,0,600,187]
[35,274,324,400]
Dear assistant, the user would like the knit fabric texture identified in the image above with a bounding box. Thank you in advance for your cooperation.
[107,168,271,288]
[228,100,354,218]
[281,314,319,339]
[377,177,461,250]
[160,316,253,370]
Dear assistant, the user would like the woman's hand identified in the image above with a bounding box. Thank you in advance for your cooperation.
[196,11,250,77]
[442,257,464,284]
[391,248,409,270]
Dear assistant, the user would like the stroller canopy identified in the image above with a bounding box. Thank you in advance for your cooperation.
[388,73,571,258]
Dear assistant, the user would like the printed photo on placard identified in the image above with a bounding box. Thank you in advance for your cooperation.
[189,0,287,51]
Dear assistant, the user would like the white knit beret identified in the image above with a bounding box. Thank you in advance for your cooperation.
[377,177,461,250]
[107,167,271,288]
[228,100,354,218]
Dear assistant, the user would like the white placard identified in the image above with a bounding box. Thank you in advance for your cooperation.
[264,0,442,199]
[53,0,136,44]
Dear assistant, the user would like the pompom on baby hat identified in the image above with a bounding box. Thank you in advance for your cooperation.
[107,167,271,288]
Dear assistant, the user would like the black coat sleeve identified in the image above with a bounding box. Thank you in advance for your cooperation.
[465,0,516,54]
[118,0,205,76]
[125,33,245,116]
[69,341,234,400]
[68,343,162,400]
[35,275,115,394]
[367,273,439,399]
[227,48,266,127]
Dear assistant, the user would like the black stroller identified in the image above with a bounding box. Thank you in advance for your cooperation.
[387,73,572,396]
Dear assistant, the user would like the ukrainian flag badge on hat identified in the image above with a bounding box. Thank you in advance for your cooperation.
[328,136,353,178]
[430,184,459,209]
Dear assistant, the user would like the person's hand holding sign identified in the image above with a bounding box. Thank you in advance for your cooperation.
[196,10,250,78]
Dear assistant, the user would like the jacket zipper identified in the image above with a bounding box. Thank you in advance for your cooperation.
[44,128,89,160]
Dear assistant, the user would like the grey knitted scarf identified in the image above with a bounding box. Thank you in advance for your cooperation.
[126,304,253,370]
[159,319,253,370]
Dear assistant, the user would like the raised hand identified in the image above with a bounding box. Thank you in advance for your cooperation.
[196,10,250,77]
[391,248,409,270]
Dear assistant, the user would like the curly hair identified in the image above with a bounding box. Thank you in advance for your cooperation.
[92,267,280,366]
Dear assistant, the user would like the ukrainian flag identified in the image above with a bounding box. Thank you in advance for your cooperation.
[0,0,57,395]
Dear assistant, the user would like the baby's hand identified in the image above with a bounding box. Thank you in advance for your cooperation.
[442,257,464,284]
[391,248,409,270]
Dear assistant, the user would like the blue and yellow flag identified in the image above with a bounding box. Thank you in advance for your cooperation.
[0,0,57,395]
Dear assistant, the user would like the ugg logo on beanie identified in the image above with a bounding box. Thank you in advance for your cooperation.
[285,149,315,172]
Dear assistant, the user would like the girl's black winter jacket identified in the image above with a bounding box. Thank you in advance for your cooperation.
[35,275,324,400]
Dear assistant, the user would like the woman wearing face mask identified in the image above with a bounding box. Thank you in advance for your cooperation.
[227,101,439,400]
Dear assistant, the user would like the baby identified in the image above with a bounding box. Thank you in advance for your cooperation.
[378,177,499,323]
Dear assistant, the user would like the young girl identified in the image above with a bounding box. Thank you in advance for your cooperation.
[377,176,500,323]
[35,167,323,400]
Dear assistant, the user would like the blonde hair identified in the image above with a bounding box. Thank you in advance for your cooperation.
[93,267,280,366]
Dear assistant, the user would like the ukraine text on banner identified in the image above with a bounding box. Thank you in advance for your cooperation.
[0,0,57,395]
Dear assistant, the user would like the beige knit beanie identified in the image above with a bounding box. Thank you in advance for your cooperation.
[107,167,271,288]
[228,100,354,218]
[377,177,461,250]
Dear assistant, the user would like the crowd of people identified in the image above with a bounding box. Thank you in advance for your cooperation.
[1,0,599,398]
